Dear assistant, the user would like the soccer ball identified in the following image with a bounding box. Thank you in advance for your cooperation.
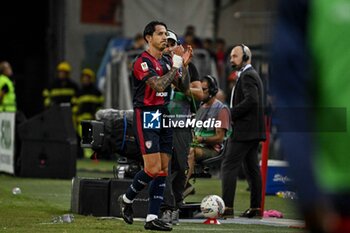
[200,195,225,218]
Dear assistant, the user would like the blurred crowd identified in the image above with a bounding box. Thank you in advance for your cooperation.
[125,25,270,109]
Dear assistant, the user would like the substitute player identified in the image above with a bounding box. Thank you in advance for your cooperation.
[119,21,192,231]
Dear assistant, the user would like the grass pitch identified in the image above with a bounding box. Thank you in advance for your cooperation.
[0,159,305,233]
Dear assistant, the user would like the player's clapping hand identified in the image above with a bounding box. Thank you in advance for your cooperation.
[172,45,185,57]
[182,45,193,67]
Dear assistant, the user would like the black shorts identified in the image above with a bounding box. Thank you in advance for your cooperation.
[133,107,173,155]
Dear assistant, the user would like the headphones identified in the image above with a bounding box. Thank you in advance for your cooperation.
[203,75,218,96]
[240,44,249,62]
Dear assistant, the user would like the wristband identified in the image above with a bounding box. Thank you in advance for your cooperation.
[172,54,183,68]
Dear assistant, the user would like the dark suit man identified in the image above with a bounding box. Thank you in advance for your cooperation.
[221,44,266,218]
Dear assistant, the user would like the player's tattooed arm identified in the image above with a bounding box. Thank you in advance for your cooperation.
[145,67,179,92]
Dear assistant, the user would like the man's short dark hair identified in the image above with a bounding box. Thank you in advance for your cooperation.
[143,21,167,43]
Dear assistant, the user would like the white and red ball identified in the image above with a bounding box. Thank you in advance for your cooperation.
[200,195,225,218]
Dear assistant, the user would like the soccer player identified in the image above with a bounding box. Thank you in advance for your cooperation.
[119,21,192,231]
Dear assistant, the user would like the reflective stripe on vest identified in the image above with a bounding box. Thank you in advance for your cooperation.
[50,88,76,97]
[76,95,104,104]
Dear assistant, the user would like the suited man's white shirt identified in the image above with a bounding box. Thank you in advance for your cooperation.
[229,64,252,108]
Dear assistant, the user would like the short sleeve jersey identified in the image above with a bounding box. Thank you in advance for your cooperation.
[132,51,173,108]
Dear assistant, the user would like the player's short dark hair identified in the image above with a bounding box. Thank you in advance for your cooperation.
[143,21,167,43]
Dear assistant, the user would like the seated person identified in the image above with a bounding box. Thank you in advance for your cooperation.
[185,75,231,186]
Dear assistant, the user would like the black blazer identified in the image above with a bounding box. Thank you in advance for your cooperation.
[230,66,266,142]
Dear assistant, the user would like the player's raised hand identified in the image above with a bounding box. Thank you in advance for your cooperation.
[182,45,193,67]
[172,45,185,57]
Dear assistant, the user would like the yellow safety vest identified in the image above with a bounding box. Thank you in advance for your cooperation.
[0,74,16,112]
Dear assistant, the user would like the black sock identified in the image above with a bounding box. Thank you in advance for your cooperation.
[125,170,153,201]
[148,176,166,216]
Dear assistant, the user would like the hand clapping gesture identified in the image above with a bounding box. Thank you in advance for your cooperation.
[172,45,193,68]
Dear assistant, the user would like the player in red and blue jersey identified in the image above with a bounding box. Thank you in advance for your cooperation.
[119,21,193,231]
[132,47,172,108]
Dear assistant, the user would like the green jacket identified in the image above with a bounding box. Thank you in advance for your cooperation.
[310,0,350,192]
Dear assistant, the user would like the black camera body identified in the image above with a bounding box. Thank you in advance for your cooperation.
[81,109,142,165]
